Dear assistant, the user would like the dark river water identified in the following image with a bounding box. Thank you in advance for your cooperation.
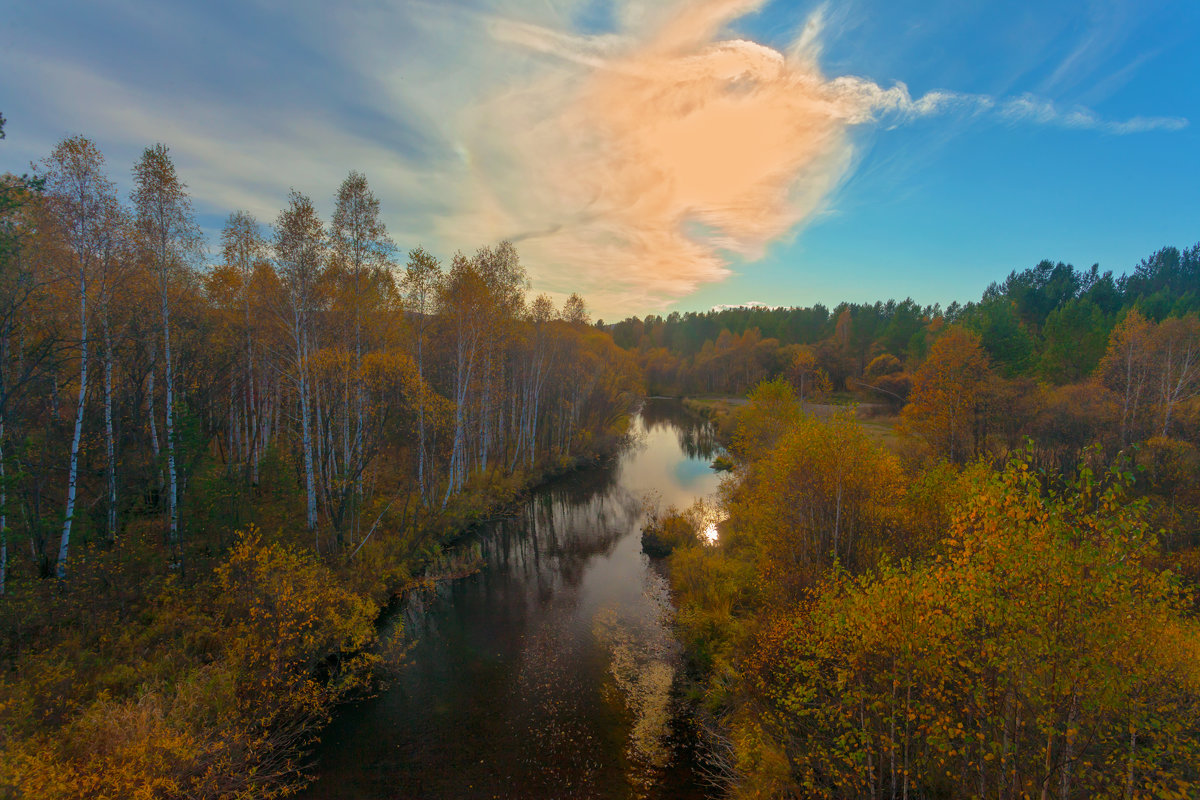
[298,399,723,800]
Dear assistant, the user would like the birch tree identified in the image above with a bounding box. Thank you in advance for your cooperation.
[1099,310,1154,447]
[92,196,134,544]
[132,144,199,553]
[902,326,991,462]
[221,211,269,482]
[1153,314,1200,437]
[0,172,56,590]
[472,242,525,474]
[402,247,441,500]
[439,253,485,503]
[329,171,393,512]
[512,294,556,470]
[274,191,325,534]
[39,136,117,579]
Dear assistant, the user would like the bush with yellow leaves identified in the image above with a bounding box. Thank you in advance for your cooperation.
[0,529,379,800]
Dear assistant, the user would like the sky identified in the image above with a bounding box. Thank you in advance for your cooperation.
[2,0,1197,320]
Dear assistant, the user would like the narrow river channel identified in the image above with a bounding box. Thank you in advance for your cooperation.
[298,399,723,800]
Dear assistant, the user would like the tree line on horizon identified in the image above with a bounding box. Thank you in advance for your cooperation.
[611,243,1199,402]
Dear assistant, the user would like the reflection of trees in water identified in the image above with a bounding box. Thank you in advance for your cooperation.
[593,569,683,793]
[484,474,642,598]
[641,399,720,461]
[400,407,709,645]
[639,397,688,432]
[676,424,719,461]
[389,407,711,797]
[402,467,632,632]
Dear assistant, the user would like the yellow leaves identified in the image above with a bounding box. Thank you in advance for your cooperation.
[727,451,1200,797]
[214,526,380,721]
[0,528,389,798]
[902,325,991,462]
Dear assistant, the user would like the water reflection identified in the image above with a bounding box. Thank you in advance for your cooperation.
[299,400,721,800]
[640,401,720,461]
[593,568,682,785]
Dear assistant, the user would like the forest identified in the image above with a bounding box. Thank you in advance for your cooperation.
[643,248,1200,796]
[612,244,1199,407]
[0,133,640,798]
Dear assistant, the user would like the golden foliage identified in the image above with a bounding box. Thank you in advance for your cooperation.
[1,529,380,800]
[901,326,991,462]
[726,409,904,593]
[748,458,1200,798]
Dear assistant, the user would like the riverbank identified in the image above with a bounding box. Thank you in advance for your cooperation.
[682,393,900,450]
[0,427,633,800]
[294,400,720,799]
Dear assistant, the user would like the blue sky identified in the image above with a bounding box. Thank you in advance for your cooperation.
[1,0,1196,319]
[693,0,1200,316]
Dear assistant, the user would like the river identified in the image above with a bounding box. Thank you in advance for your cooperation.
[297,399,723,800]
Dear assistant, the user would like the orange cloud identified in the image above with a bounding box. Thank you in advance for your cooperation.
[445,0,1183,317]
[449,0,869,315]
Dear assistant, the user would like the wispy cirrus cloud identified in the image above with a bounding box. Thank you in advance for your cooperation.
[999,93,1186,133]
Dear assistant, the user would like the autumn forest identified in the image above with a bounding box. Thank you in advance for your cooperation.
[625,240,1200,798]
[0,132,640,797]
[3,122,1200,800]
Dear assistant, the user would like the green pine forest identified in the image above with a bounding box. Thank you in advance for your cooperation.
[3,125,1200,799]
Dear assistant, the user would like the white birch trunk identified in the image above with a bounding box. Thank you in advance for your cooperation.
[442,320,479,506]
[58,280,88,579]
[227,382,237,468]
[354,320,364,502]
[1,324,9,594]
[246,298,260,484]
[148,356,163,494]
[342,363,351,480]
[161,279,179,546]
[297,322,318,533]
[416,333,426,500]
[103,316,116,541]
[1,422,7,596]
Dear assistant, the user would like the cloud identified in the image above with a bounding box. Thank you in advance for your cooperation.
[451,0,1186,315]
[711,301,772,312]
[1000,94,1187,133]
[460,0,863,313]
[1,0,1187,318]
